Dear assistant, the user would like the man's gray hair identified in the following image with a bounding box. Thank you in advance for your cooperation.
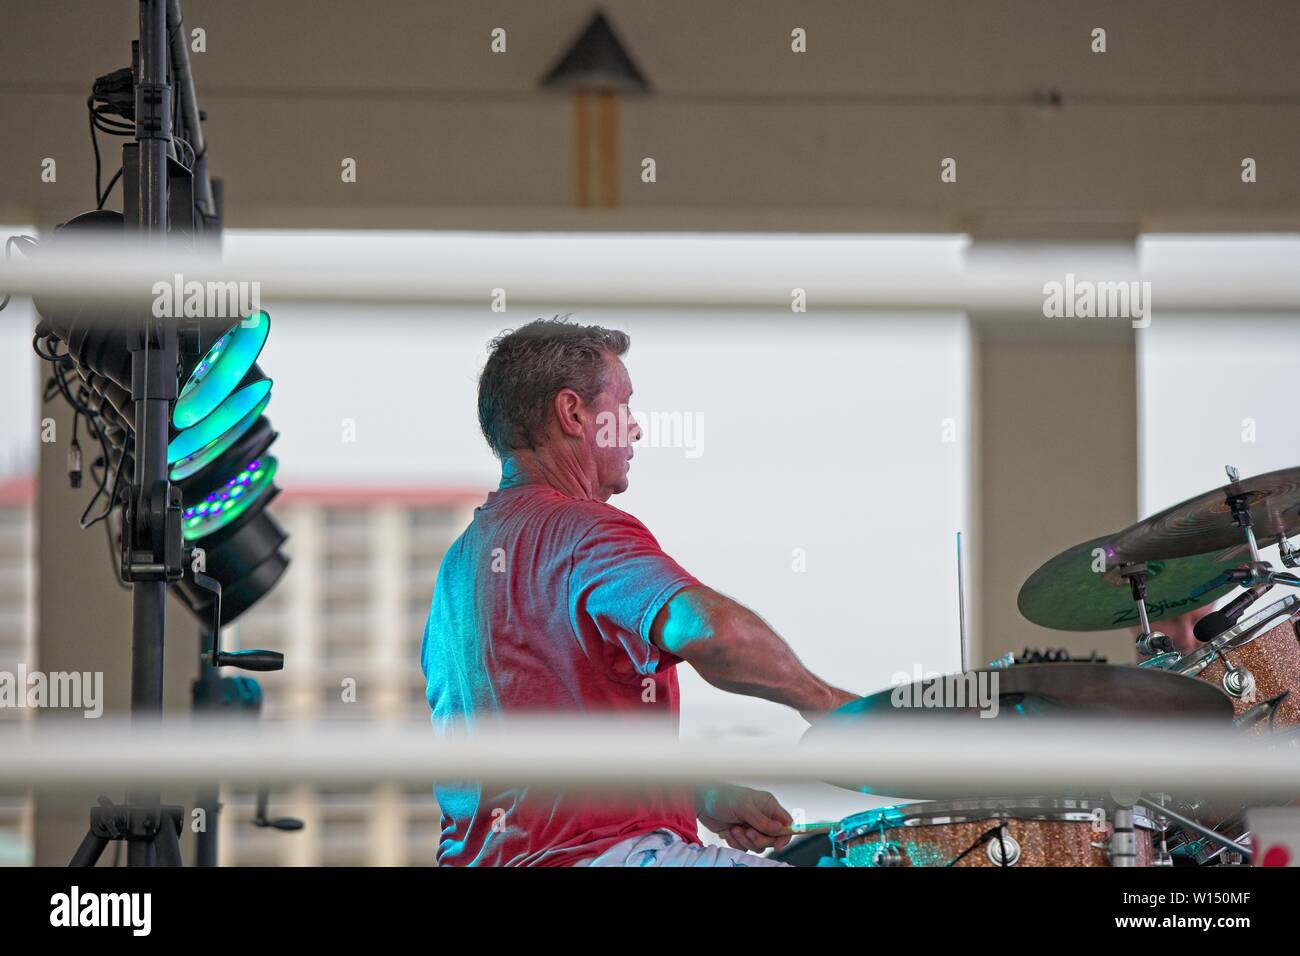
[477,316,630,458]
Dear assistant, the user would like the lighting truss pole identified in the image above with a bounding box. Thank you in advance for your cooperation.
[130,0,174,722]
[70,0,186,868]
[124,0,180,865]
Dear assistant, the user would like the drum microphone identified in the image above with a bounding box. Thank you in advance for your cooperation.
[1193,585,1270,643]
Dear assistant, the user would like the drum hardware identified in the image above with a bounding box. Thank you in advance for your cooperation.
[1280,533,1300,569]
[1199,829,1251,866]
[1107,789,1143,867]
[1123,563,1174,657]
[1135,796,1253,863]
[944,821,1017,867]
[1015,647,1107,664]
[838,811,907,868]
[984,827,1019,867]
[1226,464,1265,564]
[1136,631,1173,657]
[1189,563,1300,599]
[874,843,904,867]
[1109,805,1139,867]
[1219,651,1256,699]
[1138,651,1181,671]
[1170,593,1300,679]
[1151,811,1175,867]
[1234,691,1290,730]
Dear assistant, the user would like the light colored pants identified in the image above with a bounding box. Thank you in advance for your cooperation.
[572,828,790,867]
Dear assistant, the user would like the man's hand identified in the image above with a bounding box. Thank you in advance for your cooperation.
[696,784,794,854]
[799,688,860,725]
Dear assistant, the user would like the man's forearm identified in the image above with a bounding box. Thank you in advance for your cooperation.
[689,603,847,714]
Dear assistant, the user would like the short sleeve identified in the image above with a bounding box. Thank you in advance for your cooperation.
[568,508,701,675]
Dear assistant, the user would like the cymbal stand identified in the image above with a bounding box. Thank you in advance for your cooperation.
[1122,564,1173,656]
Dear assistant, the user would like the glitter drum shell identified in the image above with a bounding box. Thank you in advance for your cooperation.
[831,797,1156,867]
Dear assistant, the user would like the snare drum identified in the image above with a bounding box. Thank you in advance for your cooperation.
[1175,619,1300,729]
[831,797,1156,867]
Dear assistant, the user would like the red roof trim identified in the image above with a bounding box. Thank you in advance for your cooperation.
[275,485,487,506]
[0,477,34,504]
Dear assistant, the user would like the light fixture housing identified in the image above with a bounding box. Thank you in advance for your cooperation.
[173,310,271,430]
[166,373,271,472]
[175,510,291,628]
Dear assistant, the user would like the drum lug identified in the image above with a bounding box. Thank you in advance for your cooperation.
[986,831,1021,866]
[1222,663,1256,699]
[873,843,904,867]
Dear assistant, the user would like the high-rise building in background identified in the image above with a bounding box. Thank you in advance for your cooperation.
[0,479,482,867]
[220,486,480,867]
[0,478,35,865]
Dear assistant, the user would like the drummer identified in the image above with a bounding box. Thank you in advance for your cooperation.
[421,318,858,867]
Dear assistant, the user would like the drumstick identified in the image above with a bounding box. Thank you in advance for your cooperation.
[779,821,837,836]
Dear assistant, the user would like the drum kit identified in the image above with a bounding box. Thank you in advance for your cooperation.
[811,464,1300,867]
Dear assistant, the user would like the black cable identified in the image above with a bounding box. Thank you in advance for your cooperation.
[97,167,124,210]
[174,135,196,169]
[88,97,104,209]
[32,326,70,366]
[104,509,130,590]
[79,420,125,529]
[70,409,81,483]
[50,367,128,528]
[32,333,63,363]
[51,362,100,418]
[87,95,132,209]
[0,234,38,313]
[945,822,1009,867]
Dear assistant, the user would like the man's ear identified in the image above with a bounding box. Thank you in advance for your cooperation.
[553,387,585,439]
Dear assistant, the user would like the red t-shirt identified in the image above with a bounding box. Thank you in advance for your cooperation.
[421,483,703,866]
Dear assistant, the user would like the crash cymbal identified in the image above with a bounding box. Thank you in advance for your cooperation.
[1017,536,1241,631]
[1112,466,1300,563]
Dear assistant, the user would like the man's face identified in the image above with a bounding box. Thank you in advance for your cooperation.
[585,355,641,500]
[1160,604,1216,656]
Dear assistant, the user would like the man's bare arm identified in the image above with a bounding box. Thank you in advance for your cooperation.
[649,585,856,722]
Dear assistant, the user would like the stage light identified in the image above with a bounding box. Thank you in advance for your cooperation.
[34,207,291,637]
[32,211,134,390]
[166,375,271,468]
[175,409,280,535]
[175,510,291,627]
[169,385,271,481]
[181,456,278,541]
[173,311,270,429]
